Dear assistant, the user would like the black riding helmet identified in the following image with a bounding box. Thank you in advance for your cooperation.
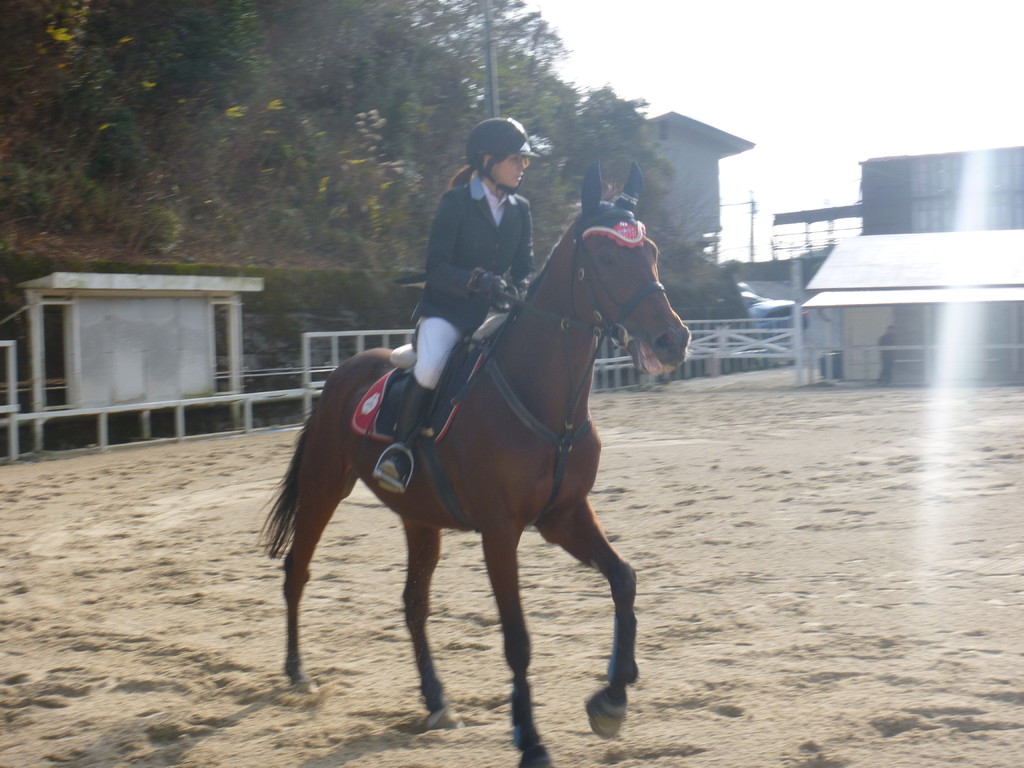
[466,118,537,193]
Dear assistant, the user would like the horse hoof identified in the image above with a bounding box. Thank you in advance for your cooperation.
[425,705,464,730]
[520,743,553,768]
[586,689,627,739]
[290,677,318,694]
[286,666,318,694]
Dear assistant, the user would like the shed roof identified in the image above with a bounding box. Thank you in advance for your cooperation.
[20,272,264,294]
[807,230,1024,291]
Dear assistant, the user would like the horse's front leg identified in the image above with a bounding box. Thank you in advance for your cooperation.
[402,519,463,729]
[482,529,552,768]
[537,500,638,739]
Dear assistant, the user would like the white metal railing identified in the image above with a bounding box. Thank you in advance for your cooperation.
[1,321,795,462]
[298,324,795,393]
[2,387,311,463]
[686,323,794,360]
[301,329,415,385]
[1,341,17,460]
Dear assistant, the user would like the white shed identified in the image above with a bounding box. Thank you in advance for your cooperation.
[20,272,264,410]
[804,230,1024,384]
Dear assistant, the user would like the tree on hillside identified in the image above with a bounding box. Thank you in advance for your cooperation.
[0,0,739,319]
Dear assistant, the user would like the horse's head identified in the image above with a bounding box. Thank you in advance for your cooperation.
[570,162,690,374]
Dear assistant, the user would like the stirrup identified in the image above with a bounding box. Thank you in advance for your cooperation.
[373,443,415,494]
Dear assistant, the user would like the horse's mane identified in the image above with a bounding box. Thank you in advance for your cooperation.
[524,220,576,302]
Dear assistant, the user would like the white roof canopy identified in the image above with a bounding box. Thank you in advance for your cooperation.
[807,230,1024,291]
[805,287,1024,308]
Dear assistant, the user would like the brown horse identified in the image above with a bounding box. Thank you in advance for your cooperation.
[261,162,690,768]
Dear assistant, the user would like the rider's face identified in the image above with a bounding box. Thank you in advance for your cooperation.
[486,154,530,192]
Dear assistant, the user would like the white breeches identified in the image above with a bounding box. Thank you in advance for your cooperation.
[413,316,461,390]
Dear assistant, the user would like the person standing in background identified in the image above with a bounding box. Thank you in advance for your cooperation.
[878,324,896,385]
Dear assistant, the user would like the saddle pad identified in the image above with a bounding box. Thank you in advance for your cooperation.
[350,369,395,441]
[350,351,487,444]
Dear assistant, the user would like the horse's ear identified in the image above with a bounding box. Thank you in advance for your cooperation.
[615,161,643,213]
[581,162,603,218]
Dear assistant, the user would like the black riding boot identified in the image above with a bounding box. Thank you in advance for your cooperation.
[372,379,431,493]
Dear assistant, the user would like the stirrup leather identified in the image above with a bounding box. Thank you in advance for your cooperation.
[373,442,415,493]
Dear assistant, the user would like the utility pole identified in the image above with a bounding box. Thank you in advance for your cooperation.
[791,254,804,385]
[481,0,500,118]
[748,191,757,262]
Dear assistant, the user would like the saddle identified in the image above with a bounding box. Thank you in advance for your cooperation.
[352,312,510,442]
[350,315,514,528]
[351,340,484,444]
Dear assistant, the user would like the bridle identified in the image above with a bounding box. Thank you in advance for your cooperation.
[505,222,666,342]
[570,228,666,350]
[481,218,666,523]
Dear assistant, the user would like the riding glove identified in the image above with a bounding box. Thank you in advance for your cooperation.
[468,268,509,300]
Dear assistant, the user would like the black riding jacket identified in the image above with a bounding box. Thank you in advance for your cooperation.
[413,175,533,334]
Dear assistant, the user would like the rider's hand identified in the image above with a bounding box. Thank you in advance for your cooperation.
[469,269,508,300]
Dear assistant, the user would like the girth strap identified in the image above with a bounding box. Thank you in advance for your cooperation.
[485,357,593,522]
[419,438,476,530]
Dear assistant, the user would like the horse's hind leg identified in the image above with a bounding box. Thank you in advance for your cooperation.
[401,519,462,729]
[536,500,637,739]
[283,469,358,691]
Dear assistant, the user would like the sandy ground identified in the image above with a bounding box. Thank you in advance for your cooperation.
[2,369,1022,768]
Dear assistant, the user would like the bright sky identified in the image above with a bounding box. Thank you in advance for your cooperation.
[528,0,1021,261]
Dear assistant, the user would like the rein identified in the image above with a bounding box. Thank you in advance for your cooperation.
[484,229,665,522]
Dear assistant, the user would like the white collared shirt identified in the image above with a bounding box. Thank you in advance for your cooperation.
[482,182,507,226]
[470,174,514,226]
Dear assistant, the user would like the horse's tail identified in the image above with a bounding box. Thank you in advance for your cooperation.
[260,426,308,559]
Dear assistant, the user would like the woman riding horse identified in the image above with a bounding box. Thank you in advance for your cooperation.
[263,159,690,768]
[373,117,538,493]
